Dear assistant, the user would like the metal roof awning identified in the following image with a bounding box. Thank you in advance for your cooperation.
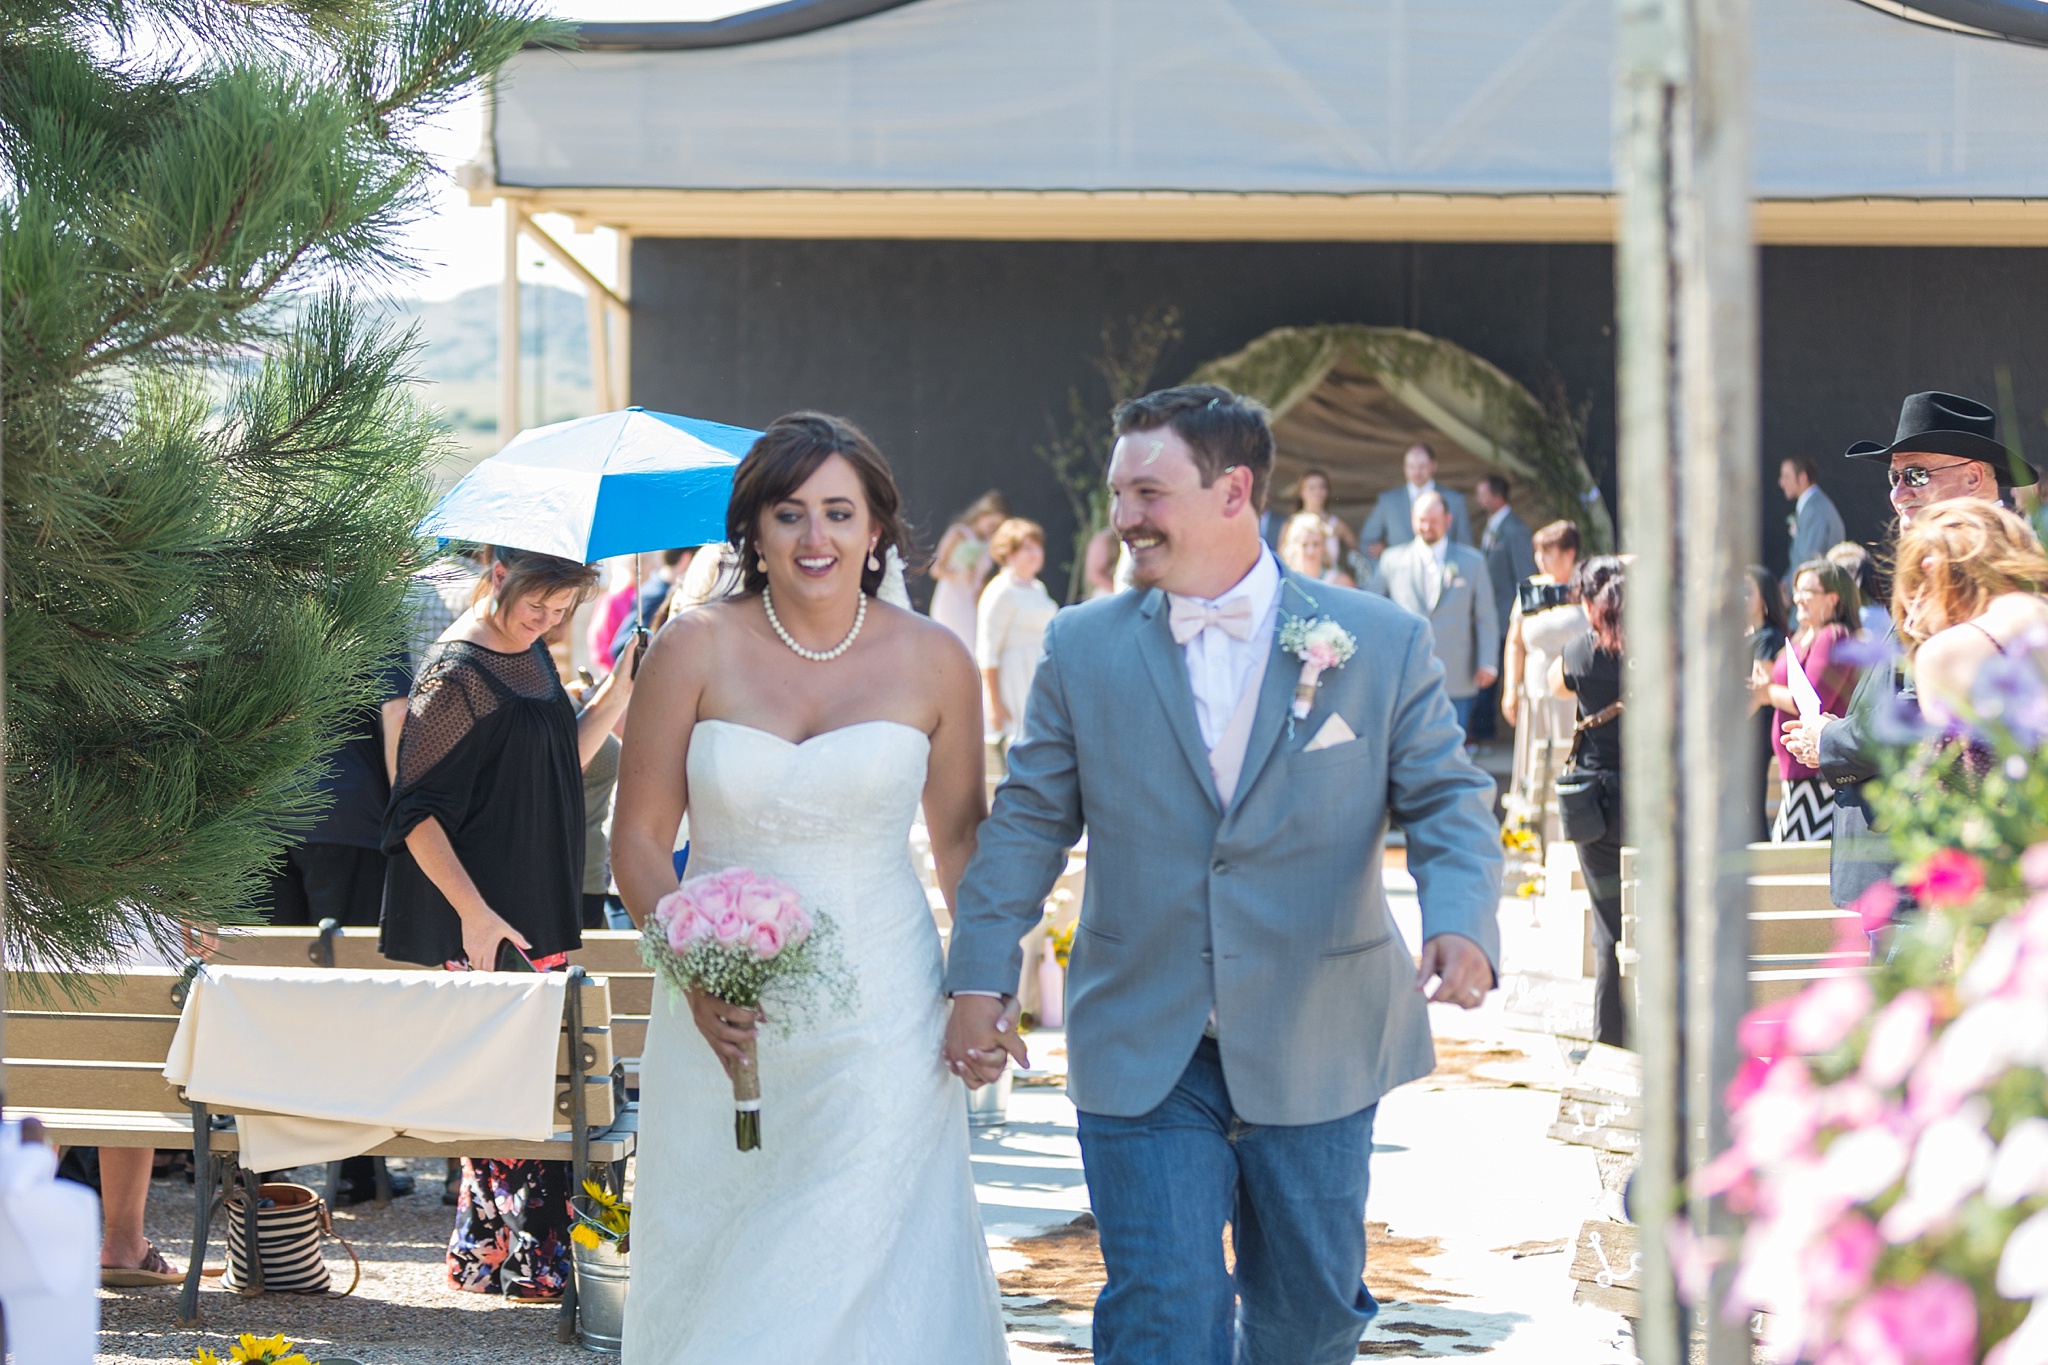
[471,0,2048,245]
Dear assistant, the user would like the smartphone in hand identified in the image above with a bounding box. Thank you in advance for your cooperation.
[495,939,539,972]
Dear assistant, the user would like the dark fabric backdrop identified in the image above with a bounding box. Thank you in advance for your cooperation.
[629,238,2048,592]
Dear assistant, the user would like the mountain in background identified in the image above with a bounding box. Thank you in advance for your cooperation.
[372,283,596,474]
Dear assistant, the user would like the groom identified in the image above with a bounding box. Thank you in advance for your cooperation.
[943,385,1503,1365]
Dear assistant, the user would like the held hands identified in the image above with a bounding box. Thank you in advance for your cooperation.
[1416,932,1494,1009]
[942,993,1029,1088]
[687,987,764,1079]
[1784,712,1836,769]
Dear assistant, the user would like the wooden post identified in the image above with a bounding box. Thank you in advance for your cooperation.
[613,231,633,411]
[1615,0,1757,1359]
[498,202,523,450]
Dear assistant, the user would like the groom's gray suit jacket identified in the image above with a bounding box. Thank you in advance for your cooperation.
[944,571,1503,1126]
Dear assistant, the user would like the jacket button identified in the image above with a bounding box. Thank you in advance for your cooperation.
[1201,950,1214,963]
[1212,860,1229,875]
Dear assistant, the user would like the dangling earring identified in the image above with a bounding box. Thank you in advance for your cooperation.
[757,555,767,572]
[867,546,881,572]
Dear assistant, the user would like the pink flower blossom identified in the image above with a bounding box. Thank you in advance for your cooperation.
[1803,1214,1882,1304]
[666,908,715,954]
[1304,641,1344,670]
[747,919,785,959]
[1911,849,1986,908]
[1852,879,1900,934]
[1735,1057,1820,1166]
[2022,841,2048,890]
[1726,1056,1771,1111]
[773,898,812,946]
[685,875,741,922]
[1787,975,1875,1055]
[1840,1273,1977,1365]
[711,907,749,946]
[735,879,788,924]
[1739,1001,1792,1062]
[1862,990,1936,1089]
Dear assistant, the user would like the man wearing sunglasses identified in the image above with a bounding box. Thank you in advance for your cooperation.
[1785,391,2033,910]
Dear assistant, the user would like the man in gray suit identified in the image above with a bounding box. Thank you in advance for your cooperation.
[1780,454,1846,596]
[1367,492,1501,736]
[943,385,1501,1365]
[1360,443,1472,558]
[1470,475,1534,742]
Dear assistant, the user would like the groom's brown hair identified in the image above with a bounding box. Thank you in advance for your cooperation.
[1113,385,1275,512]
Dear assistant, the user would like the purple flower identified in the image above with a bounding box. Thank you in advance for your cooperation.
[1870,694,1933,747]
[1970,652,2048,748]
[1836,632,1903,671]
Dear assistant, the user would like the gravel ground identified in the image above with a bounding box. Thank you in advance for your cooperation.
[98,1160,600,1365]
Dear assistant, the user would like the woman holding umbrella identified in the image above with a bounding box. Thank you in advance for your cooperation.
[380,546,630,1300]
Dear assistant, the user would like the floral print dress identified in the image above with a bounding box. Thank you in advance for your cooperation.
[447,1152,575,1297]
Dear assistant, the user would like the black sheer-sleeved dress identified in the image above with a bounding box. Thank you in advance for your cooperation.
[379,637,587,1299]
[380,638,585,968]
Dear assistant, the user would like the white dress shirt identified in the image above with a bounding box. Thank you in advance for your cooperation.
[1482,504,1511,548]
[1796,485,1816,516]
[1420,534,1450,604]
[1175,550,1281,751]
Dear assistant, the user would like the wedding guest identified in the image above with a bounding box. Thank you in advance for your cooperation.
[1549,556,1627,1047]
[1082,525,1120,599]
[1892,500,2048,734]
[1756,559,1862,842]
[586,559,642,677]
[580,727,624,930]
[606,546,700,669]
[380,546,627,1301]
[1780,454,1846,598]
[1785,390,2030,909]
[1368,492,1499,736]
[1291,468,1359,569]
[1361,443,1472,559]
[931,490,1008,648]
[405,545,489,665]
[1472,475,1534,744]
[1278,511,1356,587]
[1503,521,1586,814]
[1744,566,1791,843]
[976,518,1059,746]
[1827,540,1889,638]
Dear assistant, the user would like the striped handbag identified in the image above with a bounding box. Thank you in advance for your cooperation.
[222,1182,360,1296]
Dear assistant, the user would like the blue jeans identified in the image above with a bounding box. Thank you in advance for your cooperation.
[1450,694,1475,734]
[1077,1039,1378,1365]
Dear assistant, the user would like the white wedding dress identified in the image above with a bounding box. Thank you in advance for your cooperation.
[623,719,1007,1364]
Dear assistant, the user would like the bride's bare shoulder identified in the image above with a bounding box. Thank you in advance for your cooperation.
[871,599,972,661]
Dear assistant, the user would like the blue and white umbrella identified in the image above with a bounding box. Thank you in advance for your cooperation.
[418,407,763,561]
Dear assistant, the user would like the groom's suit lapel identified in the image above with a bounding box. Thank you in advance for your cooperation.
[1135,589,1223,813]
[1232,571,1318,813]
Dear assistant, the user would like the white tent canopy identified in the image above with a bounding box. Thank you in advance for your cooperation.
[491,0,2048,201]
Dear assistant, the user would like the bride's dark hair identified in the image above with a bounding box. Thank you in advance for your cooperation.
[726,412,920,598]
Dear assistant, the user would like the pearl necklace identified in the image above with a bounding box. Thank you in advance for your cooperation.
[763,586,866,661]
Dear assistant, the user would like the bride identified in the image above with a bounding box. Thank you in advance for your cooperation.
[611,412,1012,1362]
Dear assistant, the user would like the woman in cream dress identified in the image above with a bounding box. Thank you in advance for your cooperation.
[975,518,1059,746]
[1502,520,1587,814]
[930,490,1007,649]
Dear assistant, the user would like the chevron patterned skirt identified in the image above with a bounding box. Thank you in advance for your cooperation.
[1773,776,1835,843]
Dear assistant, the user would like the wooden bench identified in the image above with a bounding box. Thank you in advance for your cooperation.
[1618,842,1865,1007]
[2,959,629,1340]
[204,923,656,1085]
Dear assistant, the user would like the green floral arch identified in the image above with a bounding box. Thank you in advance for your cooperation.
[1188,324,1613,553]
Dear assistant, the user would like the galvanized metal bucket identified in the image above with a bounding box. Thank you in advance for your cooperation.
[574,1239,630,1352]
[965,1069,1013,1127]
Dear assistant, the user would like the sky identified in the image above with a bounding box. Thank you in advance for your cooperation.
[403,0,762,302]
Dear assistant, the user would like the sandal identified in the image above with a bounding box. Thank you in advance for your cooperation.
[102,1242,184,1287]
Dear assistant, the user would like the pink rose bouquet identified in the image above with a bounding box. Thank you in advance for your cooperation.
[641,867,836,1150]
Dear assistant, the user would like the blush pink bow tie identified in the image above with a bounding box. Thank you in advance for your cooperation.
[1168,595,1256,644]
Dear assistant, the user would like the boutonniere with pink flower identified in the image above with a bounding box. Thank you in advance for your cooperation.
[643,867,852,1150]
[1279,613,1357,721]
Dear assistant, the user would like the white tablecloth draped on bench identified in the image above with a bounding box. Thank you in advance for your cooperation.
[163,965,568,1170]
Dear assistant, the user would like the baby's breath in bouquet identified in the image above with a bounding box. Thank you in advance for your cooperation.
[641,867,848,1150]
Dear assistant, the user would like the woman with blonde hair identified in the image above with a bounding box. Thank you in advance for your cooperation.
[930,489,1008,648]
[1277,510,1356,587]
[1892,499,2048,731]
[976,517,1059,743]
